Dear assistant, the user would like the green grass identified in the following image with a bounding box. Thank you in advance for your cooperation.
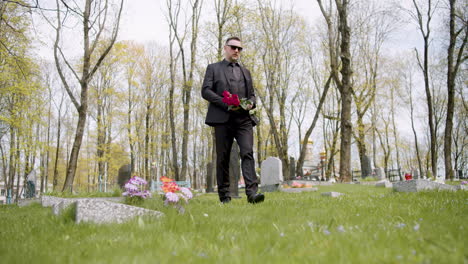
[1,184,467,263]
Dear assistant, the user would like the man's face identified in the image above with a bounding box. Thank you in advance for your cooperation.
[224,39,243,62]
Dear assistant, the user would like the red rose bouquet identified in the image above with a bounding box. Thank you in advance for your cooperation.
[222,90,252,111]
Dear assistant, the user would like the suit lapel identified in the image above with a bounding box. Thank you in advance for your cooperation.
[223,62,233,92]
[239,65,250,97]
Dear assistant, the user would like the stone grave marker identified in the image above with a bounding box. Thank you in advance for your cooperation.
[321,192,344,197]
[362,155,372,178]
[75,199,163,224]
[229,142,241,198]
[375,167,385,180]
[393,179,457,192]
[118,164,132,188]
[41,196,163,224]
[206,162,215,193]
[261,157,283,192]
[375,179,392,188]
[289,156,296,181]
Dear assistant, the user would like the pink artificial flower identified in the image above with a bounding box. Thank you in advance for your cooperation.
[129,176,147,185]
[124,183,138,191]
[165,192,179,204]
[180,187,193,201]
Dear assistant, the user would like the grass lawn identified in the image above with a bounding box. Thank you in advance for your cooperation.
[0,184,467,263]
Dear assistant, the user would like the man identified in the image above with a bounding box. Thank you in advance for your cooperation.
[201,37,265,204]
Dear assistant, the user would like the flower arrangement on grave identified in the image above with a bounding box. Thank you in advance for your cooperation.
[160,176,193,213]
[282,182,313,189]
[292,182,306,188]
[122,176,151,205]
[461,181,468,185]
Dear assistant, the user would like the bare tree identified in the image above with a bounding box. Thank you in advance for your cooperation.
[165,0,203,180]
[350,0,399,178]
[50,0,124,192]
[317,0,354,181]
[452,80,467,177]
[121,41,144,174]
[295,67,332,177]
[444,0,467,180]
[409,0,439,178]
[403,58,424,177]
[251,1,303,178]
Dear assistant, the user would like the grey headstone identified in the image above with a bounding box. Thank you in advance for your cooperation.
[361,155,372,178]
[118,164,132,188]
[375,167,385,180]
[375,180,392,188]
[229,142,240,198]
[41,196,66,207]
[206,162,215,193]
[260,157,283,192]
[411,169,420,179]
[75,199,164,224]
[393,179,458,192]
[52,201,69,215]
[321,192,344,197]
[41,196,124,207]
[289,157,296,181]
[17,198,40,207]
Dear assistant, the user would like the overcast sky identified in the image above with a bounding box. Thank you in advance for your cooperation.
[118,0,321,45]
[117,0,425,50]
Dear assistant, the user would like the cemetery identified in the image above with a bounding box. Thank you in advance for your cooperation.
[1,0,467,263]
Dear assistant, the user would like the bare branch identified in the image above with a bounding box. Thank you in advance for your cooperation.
[87,0,124,81]
[53,0,79,110]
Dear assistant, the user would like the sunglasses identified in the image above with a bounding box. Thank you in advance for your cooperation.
[227,45,243,51]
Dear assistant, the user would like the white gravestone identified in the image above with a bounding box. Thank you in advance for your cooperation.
[261,157,283,192]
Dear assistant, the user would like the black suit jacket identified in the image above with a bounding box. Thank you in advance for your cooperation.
[202,59,258,126]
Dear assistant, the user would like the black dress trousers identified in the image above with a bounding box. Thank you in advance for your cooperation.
[214,111,258,200]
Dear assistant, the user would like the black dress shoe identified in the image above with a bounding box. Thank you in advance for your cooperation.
[220,197,231,204]
[247,193,265,204]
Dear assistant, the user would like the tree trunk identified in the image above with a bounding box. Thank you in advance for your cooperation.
[7,128,16,203]
[423,39,437,179]
[55,0,123,192]
[62,105,87,192]
[206,130,216,193]
[42,90,52,193]
[52,109,62,191]
[145,103,150,181]
[256,119,263,169]
[408,73,424,178]
[391,87,403,181]
[229,142,240,197]
[97,101,105,189]
[168,39,179,180]
[356,113,369,177]
[445,0,467,180]
[15,135,20,202]
[336,0,353,182]
[127,79,135,174]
